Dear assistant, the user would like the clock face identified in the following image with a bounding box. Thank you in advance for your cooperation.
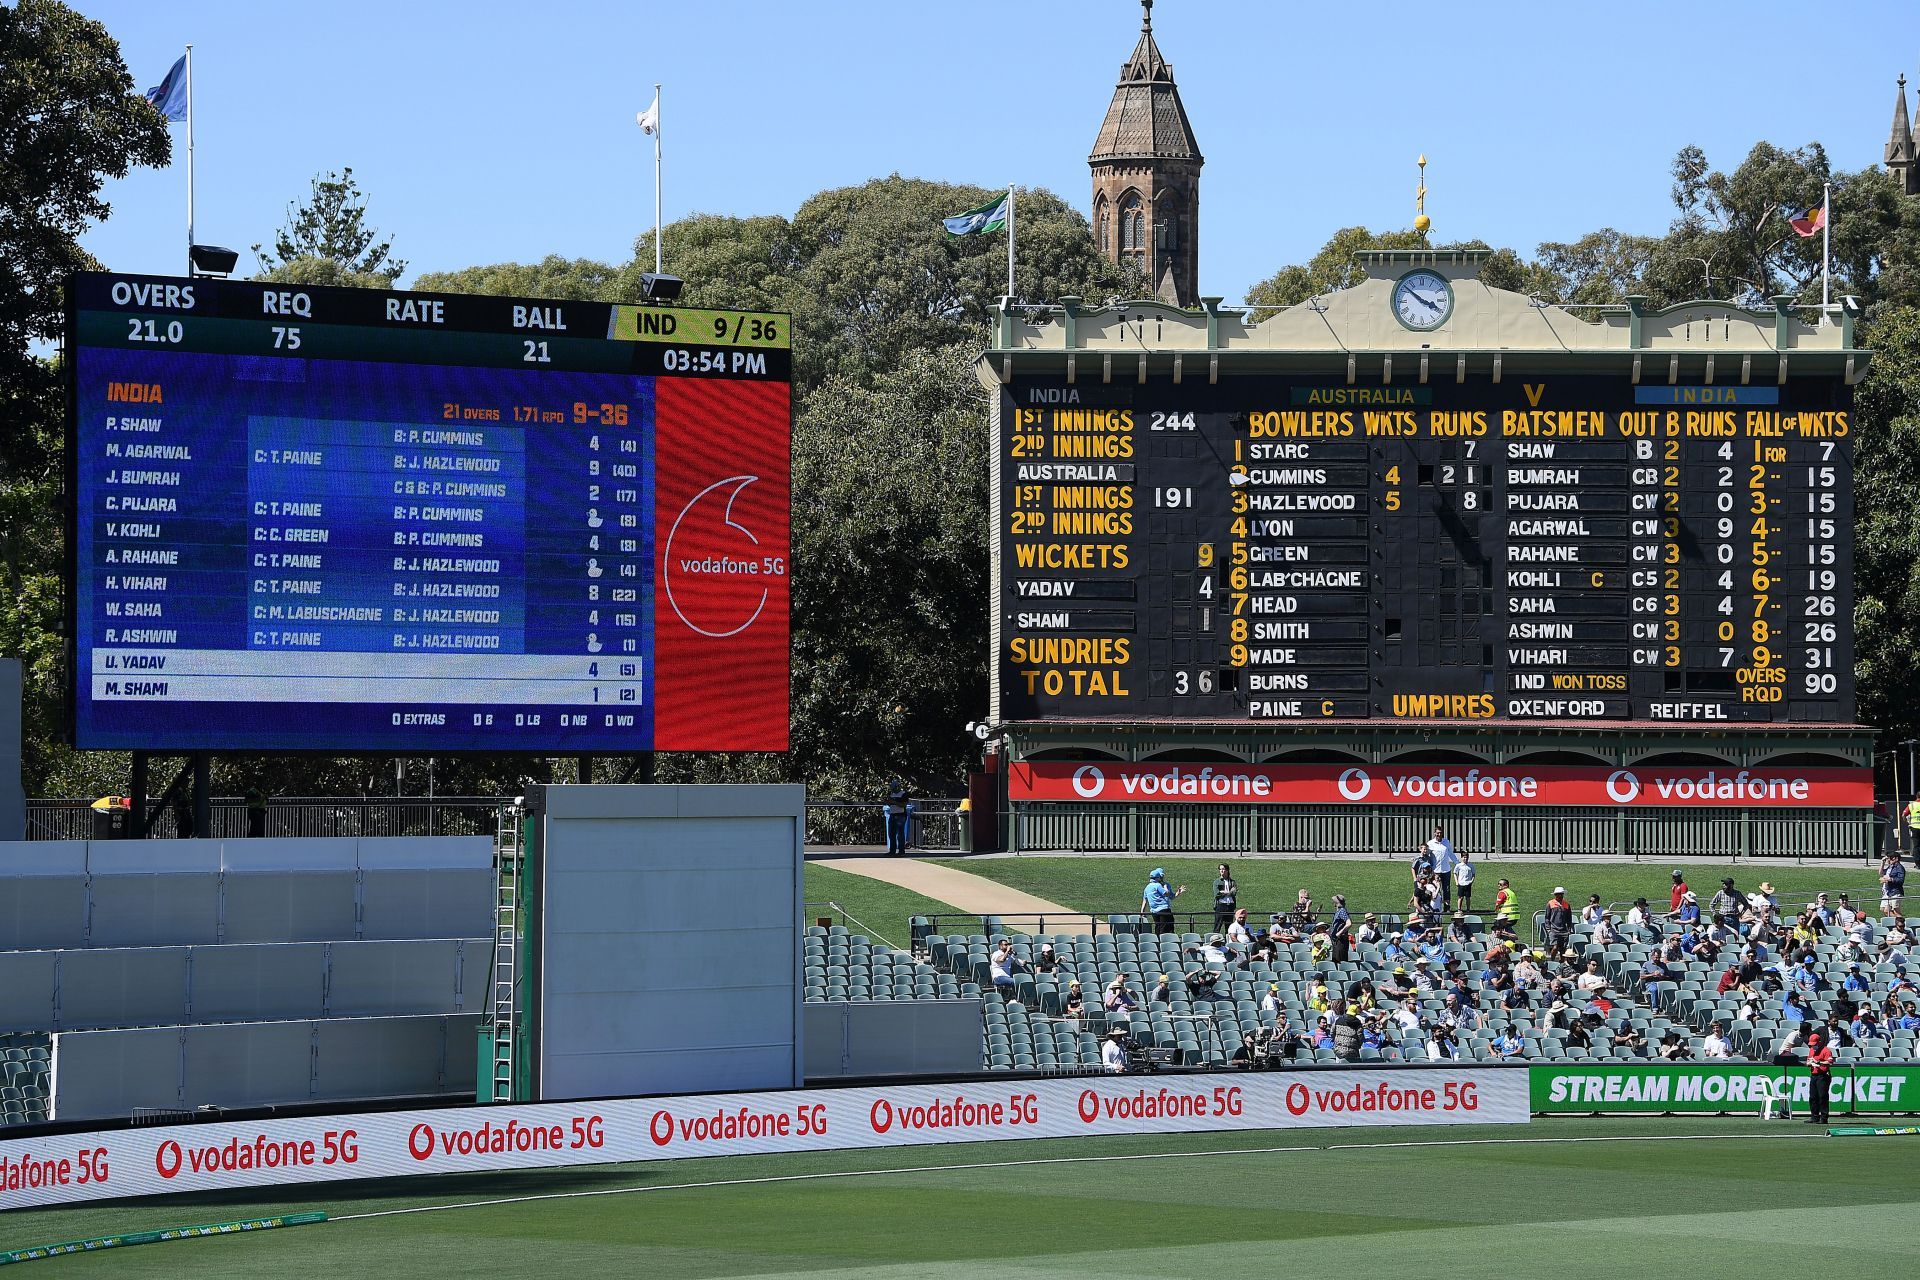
[1393,270,1452,330]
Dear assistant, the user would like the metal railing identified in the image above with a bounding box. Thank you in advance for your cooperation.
[1011,801,1879,860]
[802,801,965,851]
[25,797,510,841]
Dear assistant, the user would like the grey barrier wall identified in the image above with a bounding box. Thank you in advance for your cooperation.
[51,1014,480,1121]
[533,784,805,1102]
[0,940,483,1032]
[0,660,21,842]
[0,836,493,949]
[803,999,985,1080]
[0,842,87,952]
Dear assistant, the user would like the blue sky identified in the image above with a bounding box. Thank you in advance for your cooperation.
[77,0,1916,302]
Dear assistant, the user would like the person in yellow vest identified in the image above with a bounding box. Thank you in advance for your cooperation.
[1906,797,1920,859]
[1492,878,1517,923]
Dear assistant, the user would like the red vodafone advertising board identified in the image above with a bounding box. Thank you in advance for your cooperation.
[652,378,790,749]
[1009,761,1874,808]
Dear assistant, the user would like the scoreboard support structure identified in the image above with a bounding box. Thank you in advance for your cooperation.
[979,251,1876,858]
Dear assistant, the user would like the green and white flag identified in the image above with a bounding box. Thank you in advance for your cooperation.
[944,192,1010,237]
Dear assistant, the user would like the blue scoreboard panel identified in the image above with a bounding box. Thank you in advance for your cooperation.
[67,273,792,753]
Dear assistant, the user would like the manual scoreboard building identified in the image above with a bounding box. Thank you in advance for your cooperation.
[980,251,1874,857]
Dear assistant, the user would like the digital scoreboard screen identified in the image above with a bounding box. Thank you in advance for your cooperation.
[998,376,1854,724]
[67,272,790,753]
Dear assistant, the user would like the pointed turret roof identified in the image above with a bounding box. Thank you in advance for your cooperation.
[1089,1,1202,164]
[1888,74,1916,167]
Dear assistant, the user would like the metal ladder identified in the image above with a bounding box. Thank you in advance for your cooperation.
[487,807,523,1100]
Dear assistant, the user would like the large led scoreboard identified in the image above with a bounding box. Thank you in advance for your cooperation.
[997,375,1855,725]
[66,272,791,753]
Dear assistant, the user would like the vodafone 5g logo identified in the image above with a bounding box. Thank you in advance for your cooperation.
[1071,766,1106,799]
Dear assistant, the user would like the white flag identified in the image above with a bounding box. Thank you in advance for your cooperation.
[636,93,659,136]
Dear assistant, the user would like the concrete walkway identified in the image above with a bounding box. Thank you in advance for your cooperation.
[812,856,1077,917]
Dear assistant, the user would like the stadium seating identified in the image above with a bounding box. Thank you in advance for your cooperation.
[0,836,494,1126]
[816,899,1920,1074]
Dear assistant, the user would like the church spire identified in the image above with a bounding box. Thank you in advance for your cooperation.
[1890,73,1919,197]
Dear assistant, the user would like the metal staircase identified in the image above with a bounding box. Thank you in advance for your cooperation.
[484,806,526,1101]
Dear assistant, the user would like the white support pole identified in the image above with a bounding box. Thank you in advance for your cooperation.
[653,82,663,275]
[185,44,195,274]
[1821,181,1831,316]
[1006,185,1015,301]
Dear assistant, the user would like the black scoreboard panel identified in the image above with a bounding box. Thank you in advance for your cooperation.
[998,376,1854,724]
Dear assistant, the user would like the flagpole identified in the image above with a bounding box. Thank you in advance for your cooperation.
[653,82,663,275]
[185,44,194,274]
[1821,181,1831,316]
[1005,186,1015,301]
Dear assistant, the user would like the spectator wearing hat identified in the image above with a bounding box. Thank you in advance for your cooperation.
[1141,869,1186,936]
[1104,975,1138,1016]
[1609,1023,1647,1056]
[1382,965,1413,1002]
[1260,983,1284,1018]
[1149,973,1172,1004]
[1331,1001,1364,1061]
[1102,1027,1130,1074]
[1806,1030,1835,1124]
[1426,1023,1460,1061]
[1455,848,1477,912]
[1355,912,1382,945]
[1493,1025,1526,1059]
[1674,891,1701,927]
[1062,980,1084,1023]
[1329,895,1352,962]
[1842,961,1871,994]
[1669,869,1690,913]
[1543,887,1574,957]
[1657,1028,1687,1061]
[1594,910,1622,946]
[1033,942,1059,975]
[1852,1006,1887,1042]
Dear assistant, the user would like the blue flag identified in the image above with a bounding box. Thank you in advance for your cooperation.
[145,55,188,122]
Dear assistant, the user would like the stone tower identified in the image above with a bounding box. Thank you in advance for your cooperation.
[1089,0,1203,306]
[1888,73,1919,196]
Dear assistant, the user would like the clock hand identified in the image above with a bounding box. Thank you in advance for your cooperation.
[1414,292,1443,311]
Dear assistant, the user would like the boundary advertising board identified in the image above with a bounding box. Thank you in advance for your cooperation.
[1008,760,1875,808]
[1532,1063,1920,1113]
[0,1068,1525,1209]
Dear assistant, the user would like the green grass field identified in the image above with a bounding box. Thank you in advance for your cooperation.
[929,857,1884,927]
[5,1118,1916,1277]
[802,863,956,948]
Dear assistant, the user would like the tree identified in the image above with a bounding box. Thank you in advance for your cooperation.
[253,168,406,281]
[1849,306,1920,746]
[1243,226,1431,309]
[0,1,169,799]
[411,255,628,303]
[0,0,169,402]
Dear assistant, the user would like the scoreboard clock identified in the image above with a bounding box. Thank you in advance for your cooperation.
[996,374,1854,725]
[66,272,791,753]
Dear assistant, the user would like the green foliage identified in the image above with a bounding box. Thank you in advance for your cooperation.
[1851,306,1920,744]
[1244,226,1430,308]
[0,1,167,799]
[411,256,629,303]
[252,256,405,291]
[253,168,406,282]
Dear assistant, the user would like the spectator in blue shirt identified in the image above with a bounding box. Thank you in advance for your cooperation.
[1141,868,1186,936]
[1493,1026,1526,1059]
[1782,989,1813,1023]
[1844,962,1871,993]
[1894,1004,1920,1031]
[1674,892,1701,926]
[1792,956,1824,993]
[1852,1009,1886,1041]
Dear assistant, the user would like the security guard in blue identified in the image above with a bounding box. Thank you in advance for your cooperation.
[1141,868,1187,935]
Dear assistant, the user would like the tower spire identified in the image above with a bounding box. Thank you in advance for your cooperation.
[1890,73,1918,197]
